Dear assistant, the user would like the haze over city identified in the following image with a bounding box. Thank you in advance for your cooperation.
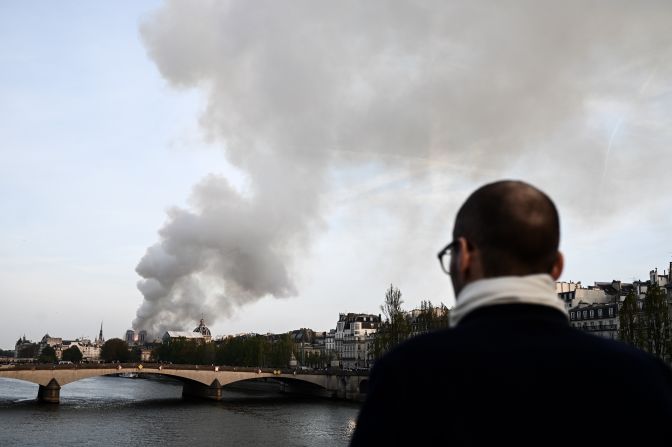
[2,1,672,348]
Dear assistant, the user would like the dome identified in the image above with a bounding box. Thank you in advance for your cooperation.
[193,319,211,336]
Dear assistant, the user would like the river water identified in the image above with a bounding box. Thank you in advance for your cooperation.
[0,376,360,446]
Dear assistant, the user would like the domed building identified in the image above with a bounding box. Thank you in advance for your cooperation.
[162,318,213,344]
[193,319,212,343]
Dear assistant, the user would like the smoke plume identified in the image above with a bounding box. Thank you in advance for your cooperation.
[133,0,672,335]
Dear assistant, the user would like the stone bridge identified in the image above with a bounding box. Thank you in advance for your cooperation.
[0,363,369,404]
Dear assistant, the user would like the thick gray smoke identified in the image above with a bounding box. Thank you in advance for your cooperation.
[133,174,309,334]
[133,0,672,335]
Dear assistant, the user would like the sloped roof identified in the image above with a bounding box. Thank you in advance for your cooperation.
[163,331,204,339]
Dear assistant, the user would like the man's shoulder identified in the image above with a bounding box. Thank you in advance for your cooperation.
[375,322,671,377]
[375,329,457,368]
[569,329,670,369]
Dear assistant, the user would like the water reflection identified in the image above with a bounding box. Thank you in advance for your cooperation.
[0,376,359,447]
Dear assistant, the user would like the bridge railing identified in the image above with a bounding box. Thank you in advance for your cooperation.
[1,362,369,376]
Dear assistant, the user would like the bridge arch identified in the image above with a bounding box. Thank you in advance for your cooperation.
[0,364,355,403]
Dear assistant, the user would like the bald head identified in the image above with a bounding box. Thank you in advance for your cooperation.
[453,180,560,277]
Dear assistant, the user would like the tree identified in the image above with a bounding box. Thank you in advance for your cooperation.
[381,284,404,326]
[62,346,83,363]
[268,334,294,368]
[153,338,200,364]
[101,338,131,362]
[643,284,671,361]
[129,347,142,362]
[16,343,39,359]
[438,303,451,328]
[415,300,435,334]
[619,290,644,349]
[212,333,295,368]
[415,300,451,333]
[196,342,216,365]
[373,284,410,358]
[38,345,57,363]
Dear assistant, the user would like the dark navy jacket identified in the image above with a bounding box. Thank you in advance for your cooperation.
[351,304,672,446]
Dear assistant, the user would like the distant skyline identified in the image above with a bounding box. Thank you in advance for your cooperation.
[2,1,672,348]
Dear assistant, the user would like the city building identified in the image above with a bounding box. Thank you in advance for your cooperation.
[139,347,153,362]
[563,260,672,342]
[325,329,336,353]
[13,328,105,362]
[162,319,213,344]
[562,281,628,341]
[14,335,37,360]
[569,302,619,340]
[125,329,136,345]
[650,264,671,288]
[192,319,212,343]
[40,334,63,348]
[125,329,148,346]
[335,313,381,369]
[556,281,611,310]
[58,338,102,362]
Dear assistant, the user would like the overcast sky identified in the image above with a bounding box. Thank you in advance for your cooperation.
[2,1,672,348]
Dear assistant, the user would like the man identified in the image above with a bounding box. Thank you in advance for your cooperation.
[351,180,672,446]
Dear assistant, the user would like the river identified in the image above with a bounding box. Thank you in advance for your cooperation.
[0,376,360,446]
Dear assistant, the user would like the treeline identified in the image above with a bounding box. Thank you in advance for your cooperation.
[36,345,83,363]
[101,338,141,362]
[153,334,295,368]
[373,284,450,359]
[619,284,671,362]
[13,344,84,363]
[16,343,39,359]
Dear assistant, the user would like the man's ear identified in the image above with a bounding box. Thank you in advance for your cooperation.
[550,251,564,280]
[457,237,472,276]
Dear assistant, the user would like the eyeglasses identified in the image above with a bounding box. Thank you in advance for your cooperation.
[437,240,457,275]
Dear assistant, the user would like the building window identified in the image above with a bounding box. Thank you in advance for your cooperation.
[583,311,587,319]
[598,309,603,317]
[609,307,614,317]
[570,312,575,319]
[589,310,594,318]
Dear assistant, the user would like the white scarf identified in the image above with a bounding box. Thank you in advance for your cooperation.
[449,274,568,327]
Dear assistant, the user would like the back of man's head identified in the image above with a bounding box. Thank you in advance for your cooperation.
[453,180,560,277]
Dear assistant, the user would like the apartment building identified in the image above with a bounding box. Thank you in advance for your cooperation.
[334,313,381,369]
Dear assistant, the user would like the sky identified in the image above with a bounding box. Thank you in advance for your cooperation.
[2,1,672,349]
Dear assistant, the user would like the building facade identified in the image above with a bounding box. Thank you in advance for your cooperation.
[569,302,620,340]
[334,313,381,369]
[162,319,213,344]
[556,281,611,311]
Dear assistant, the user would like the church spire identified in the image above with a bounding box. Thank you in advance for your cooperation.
[97,321,104,345]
